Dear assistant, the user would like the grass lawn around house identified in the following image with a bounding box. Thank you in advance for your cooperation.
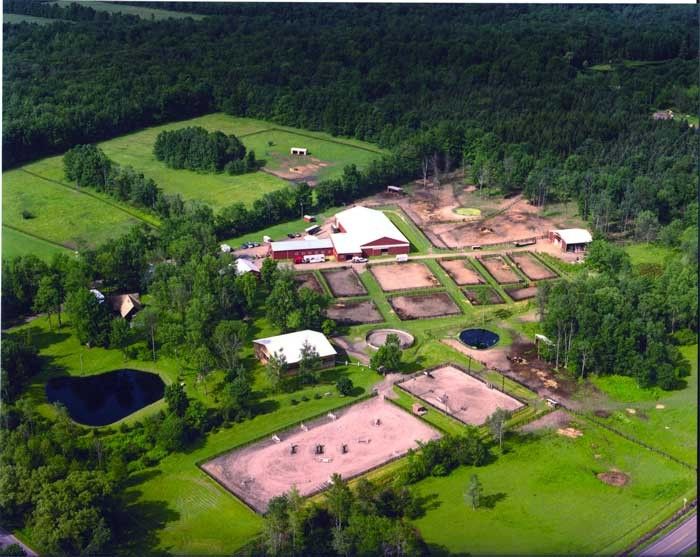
[411,420,696,556]
[588,344,698,467]
[2,225,73,261]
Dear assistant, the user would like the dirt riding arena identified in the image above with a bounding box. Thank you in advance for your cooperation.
[326,300,383,324]
[371,263,440,291]
[504,286,538,301]
[366,328,414,349]
[464,287,505,305]
[390,293,461,320]
[321,268,367,297]
[478,256,522,284]
[438,259,485,285]
[202,397,441,513]
[508,252,558,281]
[399,365,523,425]
[294,273,324,293]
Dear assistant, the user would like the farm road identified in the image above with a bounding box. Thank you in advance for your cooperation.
[0,526,37,556]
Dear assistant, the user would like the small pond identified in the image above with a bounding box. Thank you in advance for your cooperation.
[459,328,500,350]
[46,369,165,426]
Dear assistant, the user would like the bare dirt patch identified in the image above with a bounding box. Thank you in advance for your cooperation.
[520,409,571,432]
[463,287,505,305]
[327,300,383,325]
[439,259,485,285]
[366,329,414,349]
[479,255,522,284]
[504,285,538,301]
[597,469,630,487]
[294,273,323,293]
[509,252,558,280]
[201,397,441,513]
[441,339,512,371]
[265,156,332,186]
[371,262,440,291]
[390,293,461,320]
[399,365,523,425]
[321,268,367,297]
[557,427,583,438]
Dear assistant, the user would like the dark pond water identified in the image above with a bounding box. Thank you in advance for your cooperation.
[46,369,165,426]
[459,328,500,350]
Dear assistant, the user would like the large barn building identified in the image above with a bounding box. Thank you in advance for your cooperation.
[548,228,593,252]
[331,206,410,260]
[269,238,334,261]
[253,330,337,370]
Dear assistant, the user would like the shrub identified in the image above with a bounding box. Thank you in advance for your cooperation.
[21,209,34,219]
[290,398,299,405]
[672,328,697,346]
[336,377,354,396]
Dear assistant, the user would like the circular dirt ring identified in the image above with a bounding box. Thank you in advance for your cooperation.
[366,329,415,350]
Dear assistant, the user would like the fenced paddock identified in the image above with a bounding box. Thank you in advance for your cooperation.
[508,251,558,281]
[201,397,441,513]
[398,365,524,425]
[438,258,486,285]
[321,268,367,297]
[371,262,441,291]
[478,255,522,284]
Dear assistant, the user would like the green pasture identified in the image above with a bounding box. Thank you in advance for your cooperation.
[51,0,205,20]
[454,207,481,216]
[3,12,65,24]
[2,166,156,252]
[588,344,697,466]
[412,419,696,555]
[2,226,72,262]
[624,243,675,266]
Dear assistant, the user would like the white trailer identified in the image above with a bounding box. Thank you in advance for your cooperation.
[263,235,272,243]
[395,254,409,263]
[303,254,326,264]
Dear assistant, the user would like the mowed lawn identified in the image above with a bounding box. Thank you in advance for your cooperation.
[412,421,696,555]
[2,226,71,261]
[2,166,156,251]
[589,344,698,466]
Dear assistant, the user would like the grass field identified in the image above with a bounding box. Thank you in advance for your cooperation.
[51,0,205,20]
[3,13,66,24]
[624,243,675,266]
[589,344,697,466]
[2,226,72,261]
[412,420,696,555]
[2,166,157,252]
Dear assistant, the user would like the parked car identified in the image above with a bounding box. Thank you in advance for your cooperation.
[252,242,260,247]
[287,233,296,239]
[351,256,368,263]
[294,233,301,238]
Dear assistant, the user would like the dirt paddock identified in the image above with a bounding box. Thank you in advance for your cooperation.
[294,273,323,294]
[478,256,522,284]
[509,252,558,281]
[505,286,538,301]
[326,300,383,324]
[438,259,485,285]
[464,287,505,305]
[371,262,440,291]
[390,292,461,320]
[201,397,441,513]
[400,365,523,425]
[321,268,367,297]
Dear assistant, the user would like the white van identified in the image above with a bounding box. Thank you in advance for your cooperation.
[302,254,326,264]
[395,254,409,263]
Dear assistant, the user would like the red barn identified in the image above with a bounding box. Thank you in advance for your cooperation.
[269,238,334,260]
[331,206,410,261]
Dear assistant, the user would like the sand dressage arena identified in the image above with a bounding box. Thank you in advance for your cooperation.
[438,259,485,285]
[371,262,440,291]
[399,365,523,425]
[321,268,367,297]
[478,255,522,284]
[202,397,441,513]
[326,300,383,324]
[390,292,461,320]
[508,252,558,281]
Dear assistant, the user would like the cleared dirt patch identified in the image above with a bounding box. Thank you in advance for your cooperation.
[479,255,522,284]
[399,365,524,425]
[509,251,558,280]
[505,285,538,301]
[366,328,414,349]
[371,262,440,291]
[439,259,485,285]
[321,268,367,297]
[520,409,571,432]
[597,469,630,487]
[327,300,383,324]
[464,287,505,305]
[201,397,441,513]
[557,427,583,438]
[390,292,461,320]
[294,273,323,293]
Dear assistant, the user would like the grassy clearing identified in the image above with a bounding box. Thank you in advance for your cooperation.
[3,13,66,24]
[412,420,696,555]
[2,167,156,251]
[2,226,72,261]
[383,209,432,253]
[588,344,697,466]
[454,207,481,216]
[624,243,675,266]
[51,0,205,20]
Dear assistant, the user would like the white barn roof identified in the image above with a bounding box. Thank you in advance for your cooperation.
[552,228,592,245]
[270,238,333,252]
[333,206,409,252]
[234,258,259,275]
[253,330,337,365]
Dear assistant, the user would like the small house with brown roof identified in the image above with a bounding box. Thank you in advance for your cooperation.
[107,293,142,319]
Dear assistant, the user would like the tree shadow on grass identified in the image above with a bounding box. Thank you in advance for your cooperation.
[10,325,71,351]
[250,397,281,416]
[411,492,441,518]
[481,491,507,509]
[425,543,471,557]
